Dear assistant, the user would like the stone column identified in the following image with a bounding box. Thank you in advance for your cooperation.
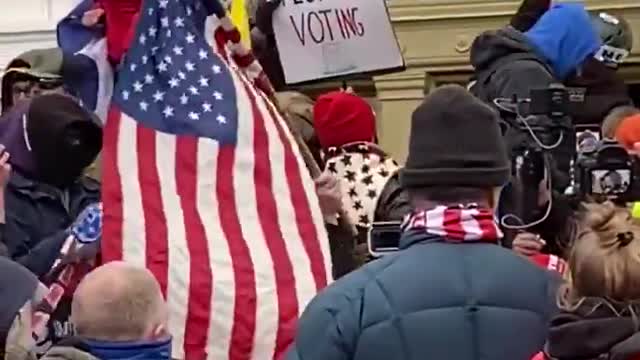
[373,69,428,162]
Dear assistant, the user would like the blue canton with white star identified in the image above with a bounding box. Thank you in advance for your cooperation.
[113,0,238,145]
[71,203,103,244]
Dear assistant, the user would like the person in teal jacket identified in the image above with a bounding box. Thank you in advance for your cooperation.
[286,85,560,360]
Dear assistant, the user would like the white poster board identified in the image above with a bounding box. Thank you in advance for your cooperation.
[273,0,404,84]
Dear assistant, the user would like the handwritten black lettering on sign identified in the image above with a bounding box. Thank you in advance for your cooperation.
[274,0,404,84]
[281,4,365,46]
[281,0,325,6]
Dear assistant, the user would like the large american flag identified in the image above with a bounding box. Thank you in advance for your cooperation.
[92,0,332,358]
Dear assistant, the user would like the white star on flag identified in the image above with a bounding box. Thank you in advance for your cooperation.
[153,91,165,102]
[157,62,168,72]
[162,106,174,117]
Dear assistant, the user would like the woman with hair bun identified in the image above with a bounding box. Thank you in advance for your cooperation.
[533,202,640,360]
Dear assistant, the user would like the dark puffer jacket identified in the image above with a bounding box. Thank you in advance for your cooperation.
[286,232,559,360]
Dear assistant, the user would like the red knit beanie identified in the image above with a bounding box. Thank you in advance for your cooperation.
[313,91,376,149]
[615,114,640,150]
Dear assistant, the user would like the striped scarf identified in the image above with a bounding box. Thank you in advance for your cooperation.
[401,204,503,243]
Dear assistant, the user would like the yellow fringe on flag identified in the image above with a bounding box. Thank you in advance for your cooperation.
[230,0,251,48]
[632,202,640,219]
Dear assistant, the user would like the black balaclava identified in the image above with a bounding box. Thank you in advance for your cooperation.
[26,94,102,188]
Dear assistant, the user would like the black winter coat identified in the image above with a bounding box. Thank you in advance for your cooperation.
[2,172,100,277]
[328,174,410,279]
[470,27,575,189]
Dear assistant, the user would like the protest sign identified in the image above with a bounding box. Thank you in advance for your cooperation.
[273,0,404,84]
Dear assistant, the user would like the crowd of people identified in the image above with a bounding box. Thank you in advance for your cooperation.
[1,0,640,359]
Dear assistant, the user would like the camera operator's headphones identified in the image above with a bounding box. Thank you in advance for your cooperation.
[592,12,633,68]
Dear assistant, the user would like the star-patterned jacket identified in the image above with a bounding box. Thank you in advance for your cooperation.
[323,142,410,237]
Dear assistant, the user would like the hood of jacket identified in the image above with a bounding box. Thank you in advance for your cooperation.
[1,48,63,113]
[546,298,640,359]
[470,27,549,82]
[0,101,38,177]
[524,3,601,80]
[0,95,102,188]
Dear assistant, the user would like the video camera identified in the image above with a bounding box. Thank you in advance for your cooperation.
[495,84,579,227]
[571,131,638,203]
[528,83,586,119]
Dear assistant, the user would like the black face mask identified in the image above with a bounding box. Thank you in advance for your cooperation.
[34,124,101,187]
[26,94,102,188]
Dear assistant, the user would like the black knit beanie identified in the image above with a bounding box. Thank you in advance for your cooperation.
[400,84,510,188]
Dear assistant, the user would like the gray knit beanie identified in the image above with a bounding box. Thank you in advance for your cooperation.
[400,84,510,188]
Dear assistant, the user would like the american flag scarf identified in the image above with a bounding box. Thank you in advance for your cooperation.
[401,204,503,243]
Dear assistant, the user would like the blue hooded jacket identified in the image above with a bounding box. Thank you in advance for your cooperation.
[524,3,602,80]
